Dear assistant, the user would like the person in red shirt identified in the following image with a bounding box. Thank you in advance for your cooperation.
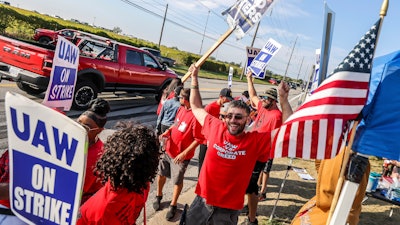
[243,70,283,224]
[198,88,233,175]
[183,65,271,225]
[0,150,27,224]
[153,88,204,221]
[76,98,110,205]
[77,121,161,225]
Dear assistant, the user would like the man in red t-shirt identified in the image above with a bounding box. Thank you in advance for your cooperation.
[198,88,233,175]
[183,65,271,225]
[153,88,204,221]
[244,70,283,224]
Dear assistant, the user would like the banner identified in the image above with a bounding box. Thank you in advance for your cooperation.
[245,47,262,77]
[309,49,321,94]
[42,36,79,111]
[318,3,335,84]
[6,92,87,225]
[228,66,233,88]
[248,38,281,78]
[226,0,275,39]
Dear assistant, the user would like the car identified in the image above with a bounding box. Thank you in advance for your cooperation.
[33,28,77,44]
[268,78,278,85]
[0,34,178,109]
[140,47,176,67]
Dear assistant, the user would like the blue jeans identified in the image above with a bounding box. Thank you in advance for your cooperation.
[185,195,240,225]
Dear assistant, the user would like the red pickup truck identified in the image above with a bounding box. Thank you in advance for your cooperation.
[0,34,178,109]
[33,28,77,44]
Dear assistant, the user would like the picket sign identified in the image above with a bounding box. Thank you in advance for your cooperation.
[5,92,87,225]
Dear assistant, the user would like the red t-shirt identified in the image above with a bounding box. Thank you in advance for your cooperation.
[204,100,220,118]
[166,107,204,160]
[252,101,282,132]
[77,181,149,225]
[195,115,270,210]
[0,151,10,208]
[82,140,104,204]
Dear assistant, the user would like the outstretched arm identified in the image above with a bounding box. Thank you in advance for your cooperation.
[246,70,260,107]
[278,81,293,122]
[189,65,208,126]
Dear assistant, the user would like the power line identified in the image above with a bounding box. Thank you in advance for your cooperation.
[119,0,246,51]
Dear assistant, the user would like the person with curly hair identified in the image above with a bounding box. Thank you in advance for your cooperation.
[77,121,161,225]
[76,98,110,204]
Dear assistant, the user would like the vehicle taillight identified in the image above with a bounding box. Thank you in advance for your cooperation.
[42,57,53,71]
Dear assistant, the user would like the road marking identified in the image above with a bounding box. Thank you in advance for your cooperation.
[0,83,17,87]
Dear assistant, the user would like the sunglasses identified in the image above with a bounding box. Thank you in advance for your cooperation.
[225,113,245,120]
[259,96,270,100]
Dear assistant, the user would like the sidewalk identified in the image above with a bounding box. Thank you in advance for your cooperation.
[142,157,319,225]
[144,185,249,225]
[145,184,196,225]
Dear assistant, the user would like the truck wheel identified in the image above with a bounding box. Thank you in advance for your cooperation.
[73,81,98,110]
[38,36,51,44]
[16,81,45,95]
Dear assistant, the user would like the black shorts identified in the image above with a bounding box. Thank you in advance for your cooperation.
[245,161,265,194]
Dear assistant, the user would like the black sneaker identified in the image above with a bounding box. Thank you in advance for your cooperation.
[166,205,177,221]
[243,217,258,225]
[153,196,162,211]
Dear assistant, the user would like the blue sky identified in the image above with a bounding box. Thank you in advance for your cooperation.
[9,0,400,80]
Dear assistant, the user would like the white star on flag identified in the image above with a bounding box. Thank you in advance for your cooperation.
[271,19,381,159]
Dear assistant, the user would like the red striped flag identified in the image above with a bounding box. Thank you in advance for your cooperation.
[271,19,381,160]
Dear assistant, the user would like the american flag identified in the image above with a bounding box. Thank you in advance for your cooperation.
[271,19,381,160]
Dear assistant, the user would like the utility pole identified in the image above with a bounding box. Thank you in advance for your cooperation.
[283,35,298,80]
[199,10,210,54]
[296,56,304,81]
[158,4,168,49]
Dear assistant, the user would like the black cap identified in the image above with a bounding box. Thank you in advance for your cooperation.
[220,88,233,101]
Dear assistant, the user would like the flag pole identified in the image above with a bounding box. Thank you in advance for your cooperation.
[181,27,235,82]
[326,1,388,224]
[325,120,359,224]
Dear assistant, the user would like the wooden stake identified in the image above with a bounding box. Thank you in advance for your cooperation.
[181,27,235,82]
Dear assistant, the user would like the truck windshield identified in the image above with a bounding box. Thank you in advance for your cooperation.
[79,40,114,59]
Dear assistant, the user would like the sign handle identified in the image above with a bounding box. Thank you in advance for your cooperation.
[181,27,235,82]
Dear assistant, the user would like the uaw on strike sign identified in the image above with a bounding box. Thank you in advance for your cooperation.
[5,92,87,225]
[42,36,79,111]
[226,0,274,39]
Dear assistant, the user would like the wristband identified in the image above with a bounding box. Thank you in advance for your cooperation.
[191,85,199,89]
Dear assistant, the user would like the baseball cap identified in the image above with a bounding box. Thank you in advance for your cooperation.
[259,88,278,102]
[220,88,233,101]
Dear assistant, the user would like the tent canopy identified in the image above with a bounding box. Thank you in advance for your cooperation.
[353,50,400,161]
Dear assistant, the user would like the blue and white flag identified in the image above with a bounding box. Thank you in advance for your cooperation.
[353,50,400,161]
[248,38,281,78]
[226,0,274,39]
[42,36,79,111]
